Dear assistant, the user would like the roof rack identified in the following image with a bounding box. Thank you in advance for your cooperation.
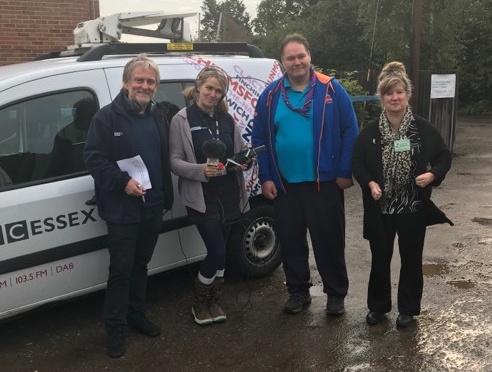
[34,42,264,62]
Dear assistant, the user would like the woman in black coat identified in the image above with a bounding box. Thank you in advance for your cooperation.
[352,61,452,328]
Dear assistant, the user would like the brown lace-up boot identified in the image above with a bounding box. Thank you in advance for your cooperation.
[208,276,226,323]
[192,279,213,325]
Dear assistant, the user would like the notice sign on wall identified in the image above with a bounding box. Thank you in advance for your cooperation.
[430,74,456,99]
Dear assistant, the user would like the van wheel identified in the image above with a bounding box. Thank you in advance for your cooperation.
[227,204,281,278]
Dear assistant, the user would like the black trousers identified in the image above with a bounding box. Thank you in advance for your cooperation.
[368,211,426,315]
[274,181,348,297]
[104,207,163,327]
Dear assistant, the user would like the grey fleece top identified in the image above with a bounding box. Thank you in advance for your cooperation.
[169,107,250,214]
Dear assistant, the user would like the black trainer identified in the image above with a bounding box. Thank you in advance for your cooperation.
[284,292,312,314]
[326,296,345,315]
[106,326,127,359]
[128,314,161,337]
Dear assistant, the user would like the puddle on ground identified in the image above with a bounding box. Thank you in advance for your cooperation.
[478,237,492,245]
[472,217,492,226]
[418,295,490,371]
[423,263,450,276]
[446,280,476,289]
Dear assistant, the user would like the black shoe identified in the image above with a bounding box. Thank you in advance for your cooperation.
[106,326,127,358]
[128,314,161,337]
[284,292,312,314]
[366,311,384,325]
[326,296,345,316]
[396,314,414,327]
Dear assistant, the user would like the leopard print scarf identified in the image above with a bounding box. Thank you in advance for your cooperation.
[379,107,414,206]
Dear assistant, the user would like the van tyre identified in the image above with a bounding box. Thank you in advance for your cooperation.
[227,204,281,279]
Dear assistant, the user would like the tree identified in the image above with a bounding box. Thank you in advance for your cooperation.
[357,0,413,72]
[200,0,251,41]
[252,0,317,36]
[356,0,464,90]
[248,0,492,111]
[307,0,368,71]
[419,0,466,70]
[457,0,492,106]
[252,1,368,71]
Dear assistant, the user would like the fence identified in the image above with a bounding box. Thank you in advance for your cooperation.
[418,70,458,153]
[340,69,457,152]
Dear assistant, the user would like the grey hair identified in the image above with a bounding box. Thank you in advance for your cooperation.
[122,54,160,84]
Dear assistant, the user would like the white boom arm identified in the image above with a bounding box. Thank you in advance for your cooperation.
[71,12,197,47]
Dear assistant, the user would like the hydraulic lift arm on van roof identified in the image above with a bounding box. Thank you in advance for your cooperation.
[33,11,265,61]
[70,11,197,48]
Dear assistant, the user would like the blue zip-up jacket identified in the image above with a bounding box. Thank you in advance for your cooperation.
[252,71,359,192]
[84,90,174,223]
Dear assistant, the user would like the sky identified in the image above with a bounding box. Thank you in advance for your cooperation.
[99,0,261,41]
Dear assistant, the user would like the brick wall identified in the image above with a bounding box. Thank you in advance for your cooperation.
[0,0,99,66]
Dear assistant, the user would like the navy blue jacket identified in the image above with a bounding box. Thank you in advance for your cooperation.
[84,90,173,223]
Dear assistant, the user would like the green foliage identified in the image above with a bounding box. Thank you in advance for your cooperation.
[324,69,367,96]
[457,0,492,107]
[358,0,413,70]
[200,0,251,42]
[458,101,492,116]
[252,0,317,36]
[320,67,378,128]
[246,0,492,110]
[303,0,368,71]
[419,0,466,70]
[252,0,368,71]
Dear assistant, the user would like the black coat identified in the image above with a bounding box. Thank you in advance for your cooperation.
[352,115,453,240]
[84,91,174,223]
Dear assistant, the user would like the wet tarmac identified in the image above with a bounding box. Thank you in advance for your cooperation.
[1,117,491,372]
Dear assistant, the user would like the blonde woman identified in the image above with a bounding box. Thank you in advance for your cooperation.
[352,61,452,328]
[169,66,249,325]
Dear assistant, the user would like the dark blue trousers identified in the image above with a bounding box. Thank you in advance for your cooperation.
[194,218,230,279]
[104,207,163,327]
[274,181,348,297]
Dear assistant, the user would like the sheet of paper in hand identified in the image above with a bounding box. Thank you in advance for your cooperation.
[116,155,152,189]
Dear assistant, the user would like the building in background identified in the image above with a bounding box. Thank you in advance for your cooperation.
[0,0,99,66]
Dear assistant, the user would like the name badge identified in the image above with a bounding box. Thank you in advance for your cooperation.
[394,139,410,152]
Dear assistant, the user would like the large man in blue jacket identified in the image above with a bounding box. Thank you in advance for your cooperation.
[84,55,173,358]
[252,34,359,316]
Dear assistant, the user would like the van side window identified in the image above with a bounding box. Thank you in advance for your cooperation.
[155,82,193,122]
[0,91,98,188]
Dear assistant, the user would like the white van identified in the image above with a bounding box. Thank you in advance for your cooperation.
[0,41,284,321]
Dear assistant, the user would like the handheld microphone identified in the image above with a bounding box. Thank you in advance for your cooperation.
[202,139,226,167]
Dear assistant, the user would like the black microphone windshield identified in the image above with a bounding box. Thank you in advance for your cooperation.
[202,139,226,159]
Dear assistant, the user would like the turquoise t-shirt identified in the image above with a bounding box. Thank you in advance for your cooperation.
[274,80,315,182]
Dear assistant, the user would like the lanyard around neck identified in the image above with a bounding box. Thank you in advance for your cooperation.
[208,120,220,140]
[201,113,219,140]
